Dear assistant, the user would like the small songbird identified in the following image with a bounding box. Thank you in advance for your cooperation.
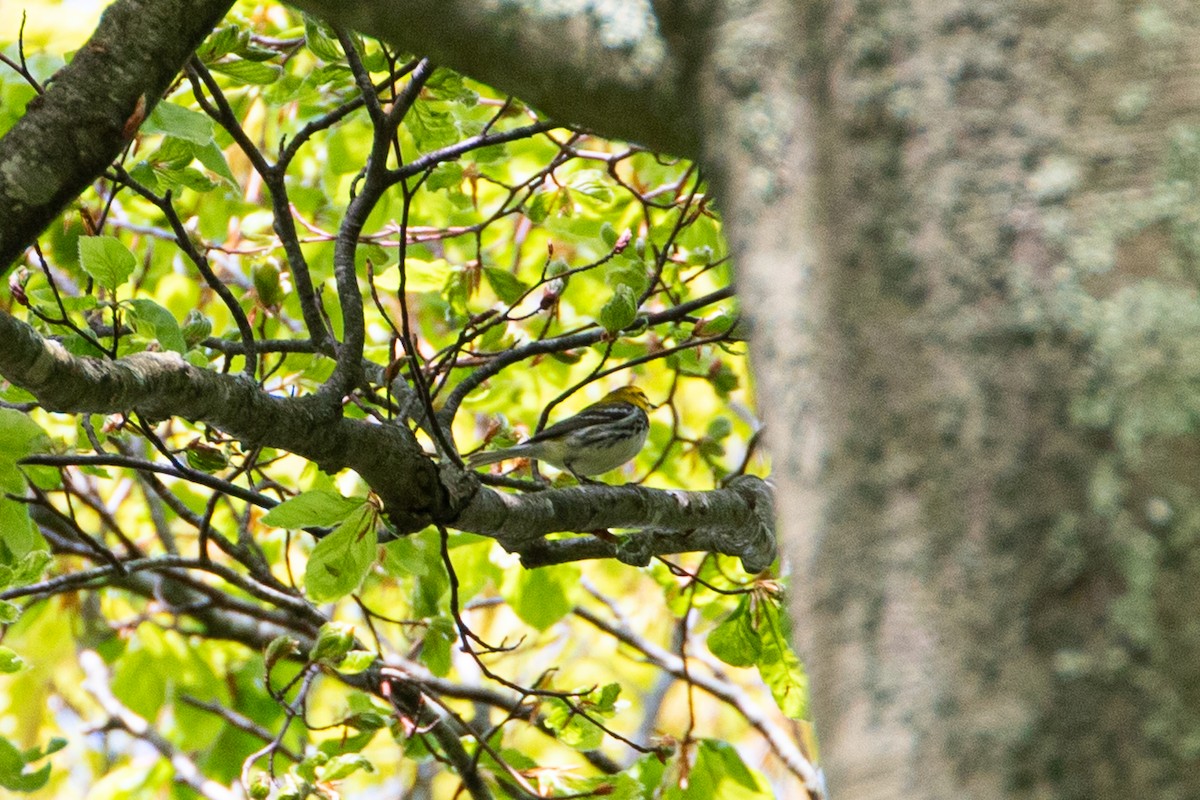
[466,386,652,481]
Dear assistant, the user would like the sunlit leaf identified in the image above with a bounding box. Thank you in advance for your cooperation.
[304,506,378,603]
[484,267,528,305]
[501,563,580,631]
[756,597,808,719]
[126,298,186,354]
[142,102,214,145]
[599,284,638,334]
[78,236,136,291]
[263,490,367,529]
[210,59,282,85]
[707,595,761,668]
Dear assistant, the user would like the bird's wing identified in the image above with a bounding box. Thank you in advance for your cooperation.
[523,401,632,443]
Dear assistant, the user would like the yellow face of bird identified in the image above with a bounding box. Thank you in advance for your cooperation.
[602,386,652,410]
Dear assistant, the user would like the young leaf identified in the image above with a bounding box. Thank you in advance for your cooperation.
[303,15,344,62]
[707,595,761,668]
[320,753,374,782]
[756,597,808,719]
[142,102,214,145]
[501,563,580,631]
[600,221,619,247]
[263,490,367,529]
[544,697,605,751]
[309,621,356,664]
[420,616,455,676]
[0,647,25,674]
[484,267,528,305]
[304,506,378,603]
[337,650,376,675]
[0,736,50,792]
[599,284,638,334]
[567,169,614,204]
[678,739,772,798]
[193,140,238,187]
[78,236,136,291]
[210,59,282,85]
[126,298,187,354]
[425,162,463,192]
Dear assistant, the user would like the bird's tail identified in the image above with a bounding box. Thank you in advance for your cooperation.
[465,446,528,469]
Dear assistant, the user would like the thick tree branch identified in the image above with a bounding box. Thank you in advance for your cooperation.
[286,0,699,157]
[453,475,776,573]
[0,309,442,529]
[0,0,237,271]
[0,308,773,559]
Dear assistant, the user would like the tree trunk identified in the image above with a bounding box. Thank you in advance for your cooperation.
[768,0,1200,796]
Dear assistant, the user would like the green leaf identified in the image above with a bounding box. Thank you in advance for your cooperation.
[420,616,455,676]
[126,298,186,354]
[193,139,238,187]
[265,635,300,670]
[181,310,214,348]
[263,490,367,529]
[310,621,356,664]
[197,25,241,62]
[155,166,218,193]
[382,529,438,579]
[707,596,761,668]
[142,102,214,145]
[303,15,344,62]
[154,135,198,168]
[0,600,19,624]
[756,597,807,719]
[484,267,528,305]
[337,650,376,675]
[543,682,621,752]
[567,169,614,204]
[253,260,284,307]
[13,551,51,585]
[304,506,378,603]
[78,236,136,291]
[0,409,48,463]
[607,258,649,297]
[0,410,48,562]
[210,59,282,86]
[501,563,580,631]
[405,103,456,151]
[320,753,373,782]
[425,162,463,192]
[599,284,638,334]
[679,739,771,799]
[525,187,556,223]
[127,161,161,192]
[0,736,50,792]
[599,222,619,247]
[0,647,25,674]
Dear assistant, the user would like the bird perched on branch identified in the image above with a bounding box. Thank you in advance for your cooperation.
[466,386,652,482]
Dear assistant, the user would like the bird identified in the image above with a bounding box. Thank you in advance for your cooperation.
[466,386,652,481]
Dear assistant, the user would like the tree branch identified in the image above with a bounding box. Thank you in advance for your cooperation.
[81,652,240,800]
[453,475,776,573]
[0,0,237,271]
[0,308,442,529]
[286,0,698,157]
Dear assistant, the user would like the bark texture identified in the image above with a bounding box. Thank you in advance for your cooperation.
[0,0,236,269]
[285,0,699,158]
[794,1,1200,796]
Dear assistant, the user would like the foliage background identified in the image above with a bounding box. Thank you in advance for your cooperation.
[0,2,810,798]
